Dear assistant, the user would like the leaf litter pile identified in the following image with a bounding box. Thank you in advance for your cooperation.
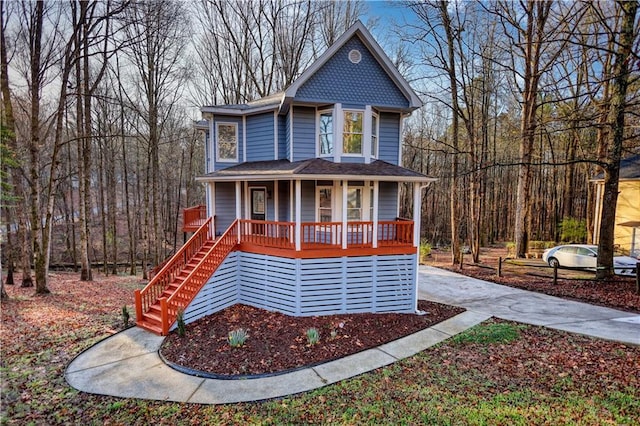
[1,270,639,424]
[160,301,464,376]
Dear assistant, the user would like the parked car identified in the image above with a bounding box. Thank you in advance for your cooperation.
[542,244,637,276]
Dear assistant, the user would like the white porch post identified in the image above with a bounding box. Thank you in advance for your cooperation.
[208,182,216,233]
[412,182,423,313]
[295,179,301,251]
[342,180,348,249]
[372,181,379,248]
[413,182,421,248]
[273,180,279,222]
[235,181,242,220]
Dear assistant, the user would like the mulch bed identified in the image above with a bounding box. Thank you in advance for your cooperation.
[160,300,464,377]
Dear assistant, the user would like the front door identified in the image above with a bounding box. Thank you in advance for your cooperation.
[250,188,266,234]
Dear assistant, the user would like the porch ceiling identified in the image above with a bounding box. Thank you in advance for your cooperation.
[196,158,436,183]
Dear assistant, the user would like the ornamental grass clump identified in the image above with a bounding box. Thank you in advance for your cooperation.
[121,306,130,329]
[228,328,249,348]
[306,327,320,345]
[176,309,186,337]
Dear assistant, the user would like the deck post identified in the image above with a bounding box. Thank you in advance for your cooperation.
[342,180,348,249]
[295,179,301,251]
[372,181,379,248]
[160,297,169,336]
[235,181,242,220]
[134,289,142,323]
[413,182,421,248]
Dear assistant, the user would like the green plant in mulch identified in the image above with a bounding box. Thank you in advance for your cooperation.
[306,327,320,345]
[176,309,186,337]
[228,328,249,348]
[121,306,130,329]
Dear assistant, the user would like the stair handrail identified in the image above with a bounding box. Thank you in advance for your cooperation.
[159,219,240,334]
[135,217,213,321]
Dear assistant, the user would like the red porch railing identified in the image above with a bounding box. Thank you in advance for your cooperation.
[135,217,213,322]
[378,221,414,247]
[239,220,295,249]
[183,205,207,232]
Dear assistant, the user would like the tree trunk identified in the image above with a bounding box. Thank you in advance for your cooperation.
[596,0,638,279]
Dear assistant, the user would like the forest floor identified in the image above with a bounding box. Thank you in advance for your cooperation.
[1,266,639,424]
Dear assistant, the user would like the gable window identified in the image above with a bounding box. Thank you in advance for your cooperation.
[343,111,363,154]
[216,122,238,161]
[317,187,332,222]
[371,113,378,158]
[318,111,333,155]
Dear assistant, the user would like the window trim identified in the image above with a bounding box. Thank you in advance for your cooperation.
[342,110,365,156]
[317,109,334,157]
[316,185,334,223]
[215,121,239,163]
[371,111,379,159]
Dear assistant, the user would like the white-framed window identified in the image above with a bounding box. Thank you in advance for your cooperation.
[317,186,333,222]
[216,122,238,162]
[347,187,362,220]
[318,110,333,155]
[371,112,378,158]
[343,110,364,155]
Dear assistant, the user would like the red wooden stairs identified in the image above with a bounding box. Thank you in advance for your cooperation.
[135,218,239,335]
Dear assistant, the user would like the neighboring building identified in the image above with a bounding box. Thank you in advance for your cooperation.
[136,21,434,335]
[592,154,640,257]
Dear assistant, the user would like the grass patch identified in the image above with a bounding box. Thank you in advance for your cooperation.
[451,322,525,345]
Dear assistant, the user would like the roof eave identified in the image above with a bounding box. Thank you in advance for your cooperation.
[196,173,437,183]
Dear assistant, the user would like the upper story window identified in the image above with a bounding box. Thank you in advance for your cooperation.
[371,113,378,158]
[318,111,333,155]
[343,111,363,154]
[216,122,238,162]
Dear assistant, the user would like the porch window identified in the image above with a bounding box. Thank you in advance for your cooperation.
[318,111,333,155]
[343,111,363,154]
[347,188,362,220]
[371,113,379,158]
[216,122,238,162]
[318,187,332,222]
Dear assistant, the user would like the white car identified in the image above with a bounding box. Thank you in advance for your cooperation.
[542,244,637,276]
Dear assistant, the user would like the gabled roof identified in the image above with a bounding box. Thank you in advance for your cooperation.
[196,158,436,183]
[592,154,640,181]
[283,21,422,111]
[200,21,422,116]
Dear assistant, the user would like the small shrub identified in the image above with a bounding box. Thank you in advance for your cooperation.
[420,241,432,258]
[560,217,587,243]
[306,327,320,345]
[176,309,186,337]
[121,306,130,328]
[505,242,515,257]
[228,328,249,348]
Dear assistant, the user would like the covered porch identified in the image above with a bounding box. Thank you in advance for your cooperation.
[186,158,434,258]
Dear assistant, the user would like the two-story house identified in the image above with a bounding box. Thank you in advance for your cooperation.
[135,21,435,335]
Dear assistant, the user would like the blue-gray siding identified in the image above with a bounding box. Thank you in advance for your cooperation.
[278,115,287,160]
[378,112,400,164]
[378,182,398,220]
[301,181,315,221]
[246,113,274,161]
[292,106,316,161]
[178,252,417,326]
[214,182,236,234]
[295,36,410,109]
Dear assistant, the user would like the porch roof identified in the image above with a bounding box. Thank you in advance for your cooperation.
[196,158,436,183]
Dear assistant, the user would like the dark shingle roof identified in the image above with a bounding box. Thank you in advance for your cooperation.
[198,158,434,181]
[593,154,640,180]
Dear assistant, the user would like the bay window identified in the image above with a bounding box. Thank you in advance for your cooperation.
[343,111,363,154]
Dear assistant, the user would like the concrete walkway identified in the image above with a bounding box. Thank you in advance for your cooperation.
[65,266,639,404]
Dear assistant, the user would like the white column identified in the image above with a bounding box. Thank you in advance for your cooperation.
[243,181,249,220]
[413,182,422,248]
[274,180,279,222]
[342,180,348,249]
[208,182,216,234]
[372,181,379,248]
[235,181,242,220]
[295,179,301,251]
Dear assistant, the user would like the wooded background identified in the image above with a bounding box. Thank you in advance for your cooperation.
[1,0,639,294]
